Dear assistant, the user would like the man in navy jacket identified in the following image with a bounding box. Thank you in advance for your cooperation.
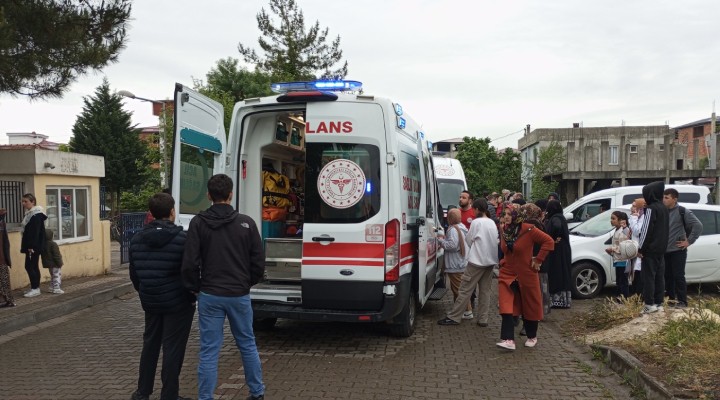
[638,181,670,314]
[129,193,195,400]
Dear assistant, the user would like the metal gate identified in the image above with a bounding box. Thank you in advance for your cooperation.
[119,212,149,264]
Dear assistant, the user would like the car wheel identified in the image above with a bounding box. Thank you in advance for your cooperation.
[253,317,277,331]
[388,290,416,338]
[571,262,604,299]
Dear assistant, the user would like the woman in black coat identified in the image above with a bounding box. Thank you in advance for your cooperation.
[543,200,573,308]
[20,193,46,298]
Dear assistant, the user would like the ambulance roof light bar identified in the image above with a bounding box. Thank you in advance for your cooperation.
[271,80,363,94]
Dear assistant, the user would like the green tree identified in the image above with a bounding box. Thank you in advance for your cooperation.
[456,137,522,197]
[69,79,146,213]
[238,0,348,80]
[0,0,131,99]
[205,57,273,101]
[526,142,566,201]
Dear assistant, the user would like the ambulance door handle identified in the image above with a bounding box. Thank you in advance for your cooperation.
[312,235,335,242]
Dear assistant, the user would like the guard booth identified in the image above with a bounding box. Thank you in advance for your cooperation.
[0,147,111,289]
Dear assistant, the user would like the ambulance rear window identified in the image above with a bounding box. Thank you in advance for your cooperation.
[304,143,381,223]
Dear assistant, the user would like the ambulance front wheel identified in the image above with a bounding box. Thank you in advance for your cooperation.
[253,317,277,331]
[388,291,416,337]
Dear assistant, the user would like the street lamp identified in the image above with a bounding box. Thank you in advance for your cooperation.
[118,90,169,188]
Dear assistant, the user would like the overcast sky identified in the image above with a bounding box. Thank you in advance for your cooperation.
[1,0,719,150]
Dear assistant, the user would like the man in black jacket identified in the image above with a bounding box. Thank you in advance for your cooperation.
[129,193,195,400]
[638,181,670,314]
[182,174,265,400]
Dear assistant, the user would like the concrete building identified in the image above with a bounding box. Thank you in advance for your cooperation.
[431,137,464,158]
[518,123,717,204]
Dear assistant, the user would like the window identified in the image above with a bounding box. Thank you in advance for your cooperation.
[629,145,638,153]
[304,143,381,224]
[45,187,89,241]
[659,144,664,151]
[692,210,718,235]
[0,180,25,224]
[621,194,643,205]
[609,145,619,165]
[569,199,612,224]
[693,126,704,138]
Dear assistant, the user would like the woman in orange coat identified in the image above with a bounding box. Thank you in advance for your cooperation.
[496,203,554,350]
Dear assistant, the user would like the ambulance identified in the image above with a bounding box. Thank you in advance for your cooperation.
[432,156,467,217]
[171,80,446,337]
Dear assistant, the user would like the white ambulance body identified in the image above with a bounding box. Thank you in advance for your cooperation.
[171,80,445,337]
[432,156,467,217]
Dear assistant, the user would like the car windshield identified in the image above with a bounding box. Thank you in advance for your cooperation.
[570,208,625,237]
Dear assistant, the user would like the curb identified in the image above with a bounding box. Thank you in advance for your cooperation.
[0,282,135,336]
[591,344,677,400]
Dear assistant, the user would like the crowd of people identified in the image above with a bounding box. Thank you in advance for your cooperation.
[437,181,701,350]
[437,189,572,350]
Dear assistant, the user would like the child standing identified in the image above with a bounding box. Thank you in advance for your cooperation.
[41,229,64,294]
[606,211,631,300]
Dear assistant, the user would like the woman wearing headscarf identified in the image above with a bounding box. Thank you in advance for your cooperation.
[20,193,47,298]
[496,203,554,350]
[522,203,551,318]
[544,200,573,309]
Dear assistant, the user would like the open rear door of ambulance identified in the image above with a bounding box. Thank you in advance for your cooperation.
[171,83,227,229]
[301,100,388,311]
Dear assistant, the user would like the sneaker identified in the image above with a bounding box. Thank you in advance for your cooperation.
[673,302,688,309]
[496,339,516,350]
[0,301,16,308]
[525,338,538,348]
[641,304,658,314]
[246,395,264,400]
[130,391,149,400]
[23,288,41,298]
[655,304,664,312]
[437,317,460,326]
[46,286,55,293]
[52,288,65,294]
[462,311,474,320]
[176,396,194,400]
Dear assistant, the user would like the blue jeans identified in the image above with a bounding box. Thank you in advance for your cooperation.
[197,292,264,399]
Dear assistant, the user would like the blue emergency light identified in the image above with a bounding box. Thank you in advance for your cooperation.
[271,80,363,93]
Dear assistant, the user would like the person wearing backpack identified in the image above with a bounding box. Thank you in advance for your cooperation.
[662,188,702,308]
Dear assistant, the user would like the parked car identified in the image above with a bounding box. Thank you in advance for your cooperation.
[564,184,711,230]
[46,206,85,236]
[568,203,720,299]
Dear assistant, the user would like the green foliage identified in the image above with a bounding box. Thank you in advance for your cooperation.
[119,185,157,212]
[456,137,522,197]
[526,141,566,201]
[0,0,131,99]
[238,0,348,80]
[699,156,709,170]
[205,58,273,101]
[69,79,146,210]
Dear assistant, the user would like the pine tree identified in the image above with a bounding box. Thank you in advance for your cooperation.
[238,0,348,80]
[69,79,146,212]
[0,0,131,99]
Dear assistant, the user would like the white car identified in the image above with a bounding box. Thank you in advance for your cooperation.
[569,203,720,299]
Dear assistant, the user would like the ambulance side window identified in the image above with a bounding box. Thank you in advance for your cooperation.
[304,143,381,223]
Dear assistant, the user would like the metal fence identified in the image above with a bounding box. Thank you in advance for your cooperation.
[100,185,109,220]
[0,180,25,223]
[119,212,148,264]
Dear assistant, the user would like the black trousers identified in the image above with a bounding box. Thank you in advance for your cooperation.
[664,250,688,305]
[137,305,195,400]
[24,252,41,289]
[641,253,665,306]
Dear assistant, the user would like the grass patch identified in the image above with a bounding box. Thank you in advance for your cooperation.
[572,294,645,333]
[624,297,720,398]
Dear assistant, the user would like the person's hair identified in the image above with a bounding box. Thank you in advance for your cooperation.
[511,198,526,205]
[148,193,175,219]
[22,193,36,205]
[461,190,474,200]
[208,174,233,202]
[663,188,679,199]
[545,199,563,218]
[612,210,629,224]
[534,198,548,211]
[447,208,461,225]
[632,197,646,209]
[472,198,491,218]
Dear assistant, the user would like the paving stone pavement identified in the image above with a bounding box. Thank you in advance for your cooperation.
[0,279,635,400]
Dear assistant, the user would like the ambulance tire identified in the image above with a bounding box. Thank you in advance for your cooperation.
[253,317,277,331]
[388,291,416,338]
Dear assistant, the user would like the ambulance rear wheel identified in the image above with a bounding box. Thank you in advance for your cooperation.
[253,317,277,331]
[388,291,416,337]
